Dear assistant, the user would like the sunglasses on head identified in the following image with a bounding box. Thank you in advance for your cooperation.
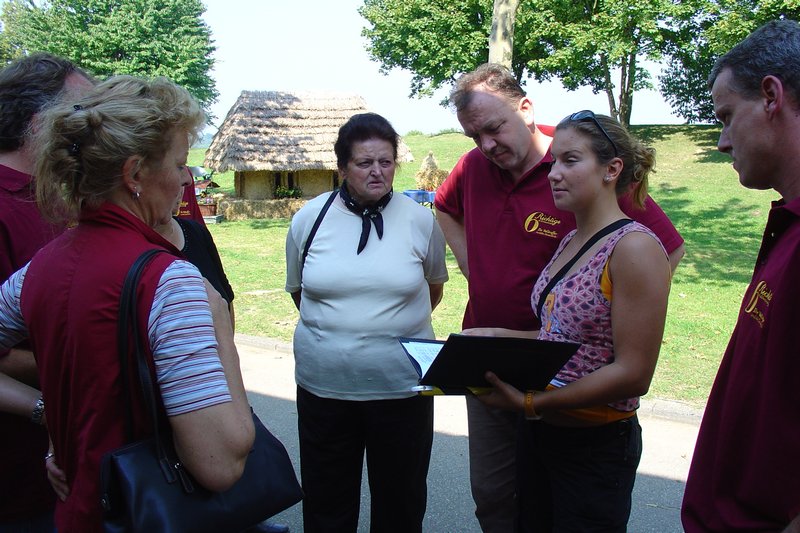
[563,110,619,158]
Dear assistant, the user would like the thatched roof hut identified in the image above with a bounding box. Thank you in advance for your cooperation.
[205,91,413,200]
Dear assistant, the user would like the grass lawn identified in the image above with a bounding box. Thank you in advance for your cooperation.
[190,125,774,407]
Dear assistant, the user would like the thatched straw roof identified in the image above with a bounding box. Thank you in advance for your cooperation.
[205,91,413,172]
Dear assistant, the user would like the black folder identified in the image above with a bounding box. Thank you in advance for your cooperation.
[399,334,579,394]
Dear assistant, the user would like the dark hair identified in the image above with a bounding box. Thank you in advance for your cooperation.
[0,53,89,152]
[35,75,205,220]
[450,63,525,111]
[556,113,655,208]
[708,19,800,104]
[334,112,398,169]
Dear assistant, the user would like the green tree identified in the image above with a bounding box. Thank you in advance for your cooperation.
[660,0,800,123]
[1,0,217,115]
[359,0,496,99]
[0,32,17,65]
[360,0,689,127]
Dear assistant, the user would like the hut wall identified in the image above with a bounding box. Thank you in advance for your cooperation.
[240,170,272,200]
[234,170,339,200]
[298,170,335,197]
[234,171,244,197]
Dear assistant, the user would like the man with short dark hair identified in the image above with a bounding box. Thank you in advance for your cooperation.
[435,63,685,531]
[682,19,800,533]
[0,52,93,533]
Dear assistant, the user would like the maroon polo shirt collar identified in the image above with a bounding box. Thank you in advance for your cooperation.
[772,195,800,216]
[0,163,33,193]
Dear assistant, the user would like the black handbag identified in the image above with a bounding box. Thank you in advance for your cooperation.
[100,249,303,532]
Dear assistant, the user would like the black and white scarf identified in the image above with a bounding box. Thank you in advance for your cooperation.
[339,180,393,254]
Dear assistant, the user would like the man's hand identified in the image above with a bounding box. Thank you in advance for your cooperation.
[45,443,69,501]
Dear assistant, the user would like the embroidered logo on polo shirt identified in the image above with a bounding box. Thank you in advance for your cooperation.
[524,211,561,238]
[743,279,772,328]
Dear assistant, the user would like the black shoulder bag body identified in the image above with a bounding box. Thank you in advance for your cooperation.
[535,219,633,319]
[100,249,302,533]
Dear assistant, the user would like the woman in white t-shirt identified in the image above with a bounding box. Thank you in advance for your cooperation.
[285,113,448,533]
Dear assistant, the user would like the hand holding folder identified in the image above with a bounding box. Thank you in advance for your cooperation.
[399,334,579,395]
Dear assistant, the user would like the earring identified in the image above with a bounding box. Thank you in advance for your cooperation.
[603,176,612,183]
[132,189,140,200]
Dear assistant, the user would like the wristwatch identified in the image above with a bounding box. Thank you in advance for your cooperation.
[31,397,45,425]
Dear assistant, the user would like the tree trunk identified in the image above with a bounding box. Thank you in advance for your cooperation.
[618,50,636,129]
[488,0,519,68]
[600,54,619,123]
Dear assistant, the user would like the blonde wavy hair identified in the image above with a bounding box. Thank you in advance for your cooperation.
[34,75,205,221]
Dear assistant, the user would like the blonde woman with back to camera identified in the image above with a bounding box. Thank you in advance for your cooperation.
[0,76,254,533]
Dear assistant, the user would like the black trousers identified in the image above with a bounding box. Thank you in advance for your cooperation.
[296,386,434,533]
[516,416,642,533]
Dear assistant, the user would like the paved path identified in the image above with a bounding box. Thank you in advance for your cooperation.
[236,334,702,533]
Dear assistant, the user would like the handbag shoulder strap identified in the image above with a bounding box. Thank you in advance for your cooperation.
[118,248,197,489]
[117,249,166,444]
[535,218,632,319]
[300,189,338,279]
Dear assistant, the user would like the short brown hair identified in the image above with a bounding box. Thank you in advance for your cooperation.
[450,63,525,111]
[0,53,89,152]
[709,19,800,105]
[334,112,399,169]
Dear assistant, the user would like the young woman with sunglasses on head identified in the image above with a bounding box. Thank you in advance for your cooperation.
[476,111,672,532]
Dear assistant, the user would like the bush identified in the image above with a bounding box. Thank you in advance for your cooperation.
[274,185,303,199]
[433,127,463,136]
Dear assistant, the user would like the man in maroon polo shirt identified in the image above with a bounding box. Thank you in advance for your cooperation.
[0,53,93,533]
[682,20,800,533]
[434,63,685,532]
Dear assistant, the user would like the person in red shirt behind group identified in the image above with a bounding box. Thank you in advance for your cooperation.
[0,75,254,533]
[176,167,207,225]
[0,53,94,533]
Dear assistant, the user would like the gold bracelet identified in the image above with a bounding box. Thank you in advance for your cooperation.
[524,391,542,420]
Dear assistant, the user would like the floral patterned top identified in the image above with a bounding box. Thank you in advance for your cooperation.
[531,221,666,412]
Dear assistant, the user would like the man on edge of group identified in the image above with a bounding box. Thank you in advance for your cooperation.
[0,53,94,533]
[681,19,800,533]
[434,63,685,532]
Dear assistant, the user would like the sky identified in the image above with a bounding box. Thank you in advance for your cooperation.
[202,0,685,135]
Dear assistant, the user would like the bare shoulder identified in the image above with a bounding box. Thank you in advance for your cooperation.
[609,231,670,281]
[615,230,666,258]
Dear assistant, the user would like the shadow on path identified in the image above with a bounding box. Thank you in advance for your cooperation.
[248,392,688,532]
